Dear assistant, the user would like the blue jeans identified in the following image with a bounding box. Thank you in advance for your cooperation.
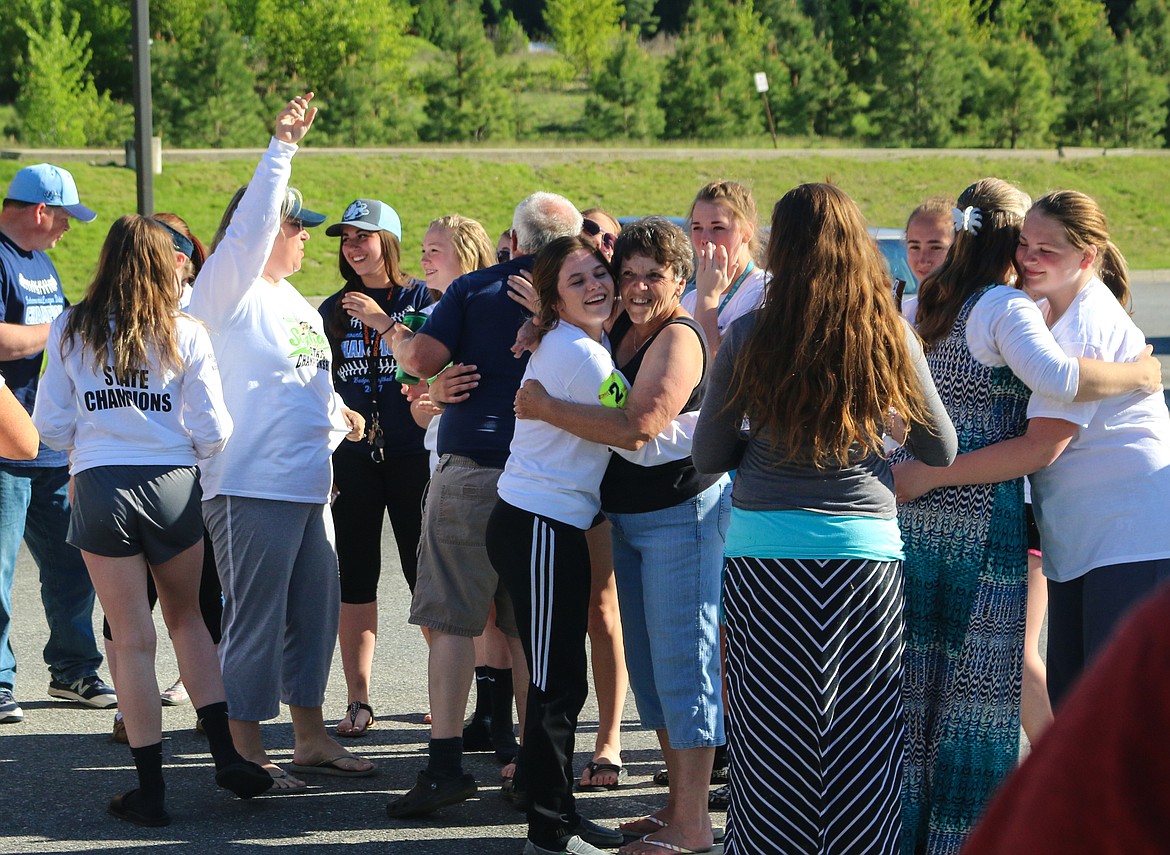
[0,464,102,690]
[608,476,729,749]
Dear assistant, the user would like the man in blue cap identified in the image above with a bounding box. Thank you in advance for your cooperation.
[0,163,115,725]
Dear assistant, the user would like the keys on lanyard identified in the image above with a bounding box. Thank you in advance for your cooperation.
[367,412,385,463]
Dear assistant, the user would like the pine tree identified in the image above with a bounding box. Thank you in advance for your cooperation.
[420,0,514,141]
[975,33,1055,148]
[757,0,852,138]
[585,29,665,139]
[15,2,121,147]
[152,2,264,148]
[545,0,624,78]
[659,0,767,140]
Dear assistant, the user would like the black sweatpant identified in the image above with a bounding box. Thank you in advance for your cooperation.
[331,449,430,600]
[486,498,592,849]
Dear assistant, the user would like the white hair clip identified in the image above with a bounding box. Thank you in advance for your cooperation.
[952,205,983,235]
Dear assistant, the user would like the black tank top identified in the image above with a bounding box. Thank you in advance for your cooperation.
[600,314,721,514]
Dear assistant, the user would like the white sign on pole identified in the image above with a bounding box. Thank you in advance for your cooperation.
[754,72,769,93]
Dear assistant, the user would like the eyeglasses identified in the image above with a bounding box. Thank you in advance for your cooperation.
[582,218,616,252]
[497,249,511,263]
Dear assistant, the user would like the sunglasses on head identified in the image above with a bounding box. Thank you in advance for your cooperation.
[582,218,616,251]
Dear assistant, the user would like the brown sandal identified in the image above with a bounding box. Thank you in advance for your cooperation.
[337,701,375,737]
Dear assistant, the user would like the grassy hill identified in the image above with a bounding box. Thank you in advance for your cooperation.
[3,150,1168,301]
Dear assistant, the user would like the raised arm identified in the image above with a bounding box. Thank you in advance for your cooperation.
[514,322,703,451]
[189,93,317,325]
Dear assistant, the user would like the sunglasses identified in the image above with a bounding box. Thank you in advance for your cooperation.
[582,218,616,252]
[497,248,511,263]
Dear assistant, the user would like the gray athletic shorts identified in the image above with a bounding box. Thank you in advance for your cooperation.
[410,454,519,638]
[68,464,203,564]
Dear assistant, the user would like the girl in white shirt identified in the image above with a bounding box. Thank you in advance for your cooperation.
[1013,191,1170,703]
[33,214,270,826]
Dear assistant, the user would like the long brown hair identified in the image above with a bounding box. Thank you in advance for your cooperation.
[1030,190,1131,310]
[727,183,929,468]
[61,215,183,378]
[915,177,1029,347]
[531,236,613,341]
[326,227,412,341]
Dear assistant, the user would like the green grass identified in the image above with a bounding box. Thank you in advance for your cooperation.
[3,151,1169,302]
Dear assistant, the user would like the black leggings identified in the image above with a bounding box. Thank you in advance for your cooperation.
[102,530,223,644]
[331,449,430,602]
[486,498,592,848]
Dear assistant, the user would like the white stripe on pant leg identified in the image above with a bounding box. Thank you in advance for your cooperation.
[528,518,555,692]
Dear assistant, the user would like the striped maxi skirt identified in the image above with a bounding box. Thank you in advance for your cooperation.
[723,555,905,855]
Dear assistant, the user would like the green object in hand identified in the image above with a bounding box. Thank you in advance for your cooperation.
[394,311,427,384]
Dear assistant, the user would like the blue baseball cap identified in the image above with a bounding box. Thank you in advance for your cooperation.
[326,199,402,240]
[6,163,96,222]
[284,191,326,228]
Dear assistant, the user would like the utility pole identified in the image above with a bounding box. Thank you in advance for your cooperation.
[131,0,154,214]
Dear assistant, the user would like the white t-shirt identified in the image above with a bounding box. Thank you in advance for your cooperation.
[496,320,613,529]
[189,138,350,503]
[1026,277,1170,581]
[33,314,231,475]
[681,265,768,338]
[960,285,1081,402]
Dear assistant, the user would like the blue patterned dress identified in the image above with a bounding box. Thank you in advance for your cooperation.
[894,285,1030,855]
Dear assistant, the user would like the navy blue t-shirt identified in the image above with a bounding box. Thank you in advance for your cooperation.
[0,229,68,468]
[319,279,433,459]
[421,257,533,468]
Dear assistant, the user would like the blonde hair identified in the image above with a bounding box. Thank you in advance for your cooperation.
[428,214,496,278]
[1030,190,1130,310]
[687,180,759,260]
[62,215,183,378]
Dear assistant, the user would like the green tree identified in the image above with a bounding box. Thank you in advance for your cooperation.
[1125,0,1170,144]
[659,0,767,140]
[151,2,264,148]
[544,0,624,77]
[975,33,1055,147]
[62,0,131,100]
[585,29,665,139]
[250,0,415,144]
[865,0,977,146]
[420,0,514,141]
[757,0,852,138]
[0,0,46,102]
[1063,28,1168,145]
[623,0,660,35]
[15,1,127,146]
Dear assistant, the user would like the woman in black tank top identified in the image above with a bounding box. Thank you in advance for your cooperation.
[513,218,729,855]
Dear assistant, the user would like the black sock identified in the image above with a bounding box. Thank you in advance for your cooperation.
[129,742,166,815]
[195,701,243,770]
[485,666,514,734]
[425,736,463,779]
[471,666,492,722]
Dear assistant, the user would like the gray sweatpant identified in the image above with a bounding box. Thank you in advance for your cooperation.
[203,495,341,721]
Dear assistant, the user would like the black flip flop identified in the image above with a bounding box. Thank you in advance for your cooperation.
[577,760,627,792]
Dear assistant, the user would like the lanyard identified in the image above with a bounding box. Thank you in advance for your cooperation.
[718,261,754,315]
[359,286,394,461]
